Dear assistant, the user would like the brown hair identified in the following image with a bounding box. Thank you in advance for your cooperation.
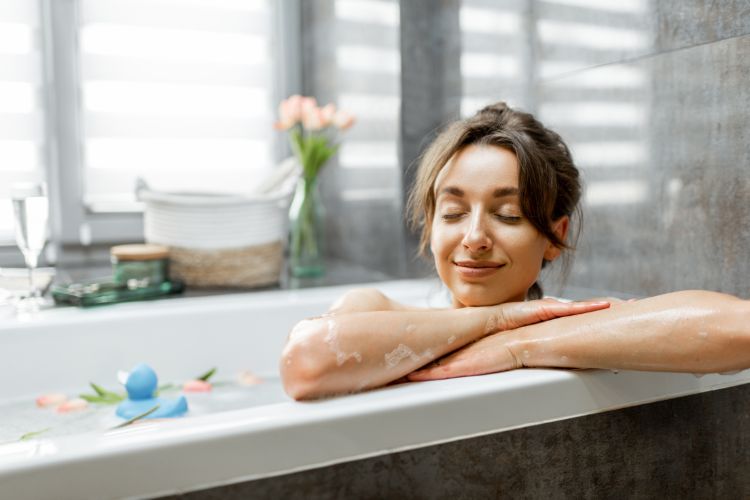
[406,102,582,300]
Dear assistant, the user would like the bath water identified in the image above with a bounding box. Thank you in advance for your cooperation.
[0,377,287,444]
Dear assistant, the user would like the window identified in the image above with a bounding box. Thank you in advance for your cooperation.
[78,0,276,212]
[0,0,47,243]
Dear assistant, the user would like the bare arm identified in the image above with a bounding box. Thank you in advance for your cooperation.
[280,288,610,400]
[409,290,750,381]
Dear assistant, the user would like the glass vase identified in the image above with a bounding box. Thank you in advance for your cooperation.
[288,176,325,278]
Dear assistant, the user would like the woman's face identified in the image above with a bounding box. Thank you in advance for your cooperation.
[430,144,568,307]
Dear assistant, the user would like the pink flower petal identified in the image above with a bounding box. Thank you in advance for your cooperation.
[333,110,355,130]
[55,398,88,414]
[36,393,67,408]
[319,103,336,127]
[237,370,263,386]
[183,379,212,392]
[302,106,325,131]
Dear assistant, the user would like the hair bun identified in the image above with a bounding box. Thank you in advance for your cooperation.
[479,102,510,115]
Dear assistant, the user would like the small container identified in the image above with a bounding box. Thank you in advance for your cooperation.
[111,244,169,288]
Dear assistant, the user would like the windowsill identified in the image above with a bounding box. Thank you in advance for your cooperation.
[50,256,399,303]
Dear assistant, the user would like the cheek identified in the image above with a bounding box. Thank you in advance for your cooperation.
[430,224,456,278]
[510,231,548,268]
[429,221,451,257]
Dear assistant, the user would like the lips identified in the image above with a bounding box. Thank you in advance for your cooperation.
[454,260,502,268]
[454,260,504,279]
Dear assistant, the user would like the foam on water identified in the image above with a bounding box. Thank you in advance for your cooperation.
[325,319,362,366]
[385,344,420,368]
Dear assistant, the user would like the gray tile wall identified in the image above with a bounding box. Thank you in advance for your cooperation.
[300,0,750,295]
[537,0,750,297]
[301,0,408,278]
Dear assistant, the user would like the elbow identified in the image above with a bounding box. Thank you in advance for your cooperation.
[280,319,331,401]
[280,346,324,401]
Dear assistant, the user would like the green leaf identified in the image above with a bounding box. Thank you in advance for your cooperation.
[111,405,160,430]
[196,367,216,382]
[79,393,123,405]
[90,382,107,396]
[19,428,51,441]
[81,382,125,405]
[156,383,179,395]
[91,382,121,398]
[79,394,102,403]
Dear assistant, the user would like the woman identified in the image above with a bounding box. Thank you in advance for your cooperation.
[280,102,750,400]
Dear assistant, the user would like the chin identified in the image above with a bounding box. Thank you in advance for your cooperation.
[453,289,506,308]
[458,298,495,307]
[451,282,526,308]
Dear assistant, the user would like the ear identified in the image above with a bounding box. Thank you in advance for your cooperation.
[543,215,569,261]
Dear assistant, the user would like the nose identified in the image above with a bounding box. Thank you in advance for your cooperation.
[462,213,492,253]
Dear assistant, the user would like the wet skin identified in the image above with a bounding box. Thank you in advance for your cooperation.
[281,144,750,399]
[409,290,750,381]
[280,144,604,400]
[430,144,568,307]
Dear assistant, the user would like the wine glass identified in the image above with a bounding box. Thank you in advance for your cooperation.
[10,182,49,311]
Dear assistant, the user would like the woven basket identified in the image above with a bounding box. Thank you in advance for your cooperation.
[138,180,293,288]
[168,242,284,288]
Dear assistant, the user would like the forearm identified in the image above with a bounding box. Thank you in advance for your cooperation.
[511,291,750,373]
[281,307,498,399]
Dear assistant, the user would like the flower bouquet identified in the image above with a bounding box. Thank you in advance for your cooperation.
[275,95,355,278]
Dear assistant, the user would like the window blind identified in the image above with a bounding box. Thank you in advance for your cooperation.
[78,0,275,212]
[334,0,400,203]
[0,0,45,242]
[460,0,527,117]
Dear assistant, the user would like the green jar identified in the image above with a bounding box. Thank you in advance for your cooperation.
[111,244,170,289]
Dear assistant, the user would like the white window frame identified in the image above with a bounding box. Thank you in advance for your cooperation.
[0,0,301,268]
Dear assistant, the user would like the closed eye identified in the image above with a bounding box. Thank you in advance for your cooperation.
[495,214,522,223]
[441,213,464,221]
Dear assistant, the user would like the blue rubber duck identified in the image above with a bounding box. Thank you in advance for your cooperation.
[116,363,188,420]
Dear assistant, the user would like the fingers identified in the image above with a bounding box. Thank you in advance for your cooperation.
[408,361,474,381]
[408,344,521,381]
[583,296,625,304]
[499,299,610,329]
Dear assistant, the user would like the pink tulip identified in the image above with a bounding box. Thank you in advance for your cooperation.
[237,370,263,386]
[275,94,305,130]
[36,393,67,408]
[55,398,88,414]
[302,106,325,131]
[333,110,356,130]
[319,103,337,127]
[300,96,317,115]
[183,379,212,392]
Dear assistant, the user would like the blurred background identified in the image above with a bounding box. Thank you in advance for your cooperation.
[0,0,748,297]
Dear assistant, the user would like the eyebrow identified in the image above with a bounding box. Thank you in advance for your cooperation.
[438,186,519,198]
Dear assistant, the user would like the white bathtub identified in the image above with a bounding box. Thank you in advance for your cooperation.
[1,278,749,499]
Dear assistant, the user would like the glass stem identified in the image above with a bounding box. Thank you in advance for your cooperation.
[28,266,35,299]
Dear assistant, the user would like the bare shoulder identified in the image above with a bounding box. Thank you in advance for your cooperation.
[327,287,427,314]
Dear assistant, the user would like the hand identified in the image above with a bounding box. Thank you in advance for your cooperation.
[488,297,610,331]
[407,331,518,381]
[407,298,610,382]
[583,296,637,307]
